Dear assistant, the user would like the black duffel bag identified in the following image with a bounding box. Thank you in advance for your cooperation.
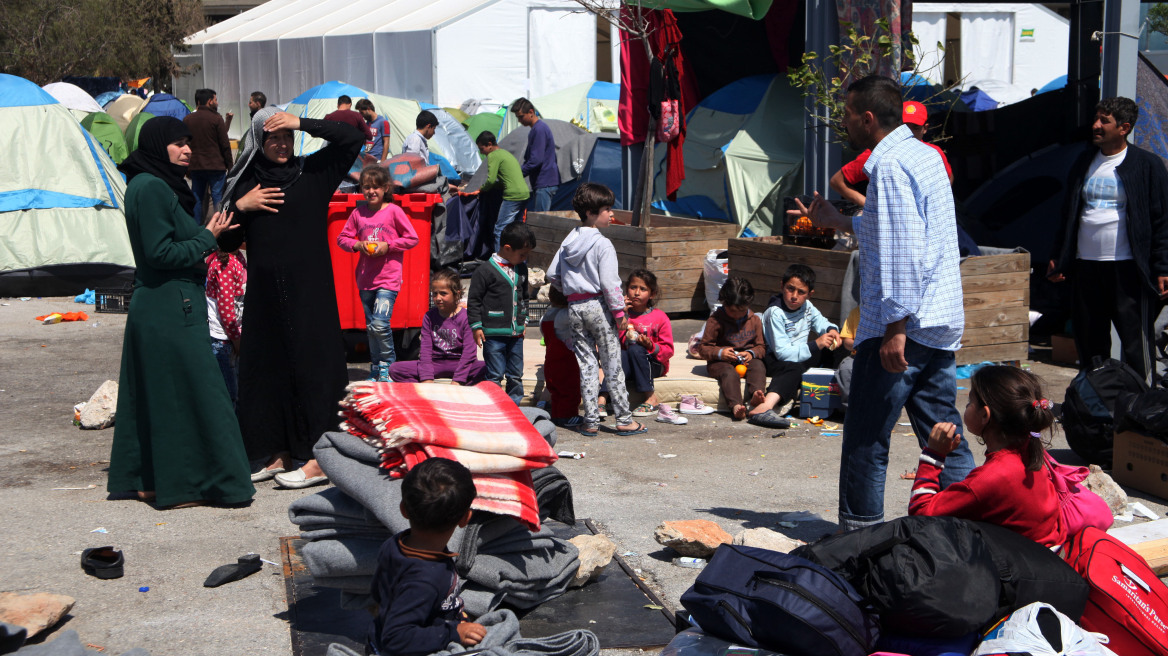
[791,516,1089,638]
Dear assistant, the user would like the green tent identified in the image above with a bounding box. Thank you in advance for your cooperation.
[651,75,803,238]
[80,111,129,164]
[465,111,504,142]
[124,111,155,153]
[443,107,470,126]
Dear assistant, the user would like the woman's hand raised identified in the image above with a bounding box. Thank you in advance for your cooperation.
[206,210,239,238]
[263,112,301,133]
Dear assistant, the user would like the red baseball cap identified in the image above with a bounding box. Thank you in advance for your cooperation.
[902,101,927,126]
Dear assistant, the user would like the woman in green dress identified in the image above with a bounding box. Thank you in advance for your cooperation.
[107,116,255,509]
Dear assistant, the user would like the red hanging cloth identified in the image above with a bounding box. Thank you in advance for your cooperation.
[618,7,698,200]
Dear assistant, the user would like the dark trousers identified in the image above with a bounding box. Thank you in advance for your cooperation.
[708,359,765,408]
[1072,259,1159,385]
[763,353,811,402]
[620,343,664,393]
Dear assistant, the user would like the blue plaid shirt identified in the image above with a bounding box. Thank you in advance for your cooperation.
[852,125,964,351]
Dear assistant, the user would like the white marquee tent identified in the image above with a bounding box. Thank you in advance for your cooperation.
[175,0,614,139]
[912,3,1068,95]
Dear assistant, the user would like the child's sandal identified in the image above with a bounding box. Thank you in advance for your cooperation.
[632,403,656,417]
[579,423,600,438]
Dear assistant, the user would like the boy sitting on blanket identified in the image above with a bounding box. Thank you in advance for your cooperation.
[370,458,486,656]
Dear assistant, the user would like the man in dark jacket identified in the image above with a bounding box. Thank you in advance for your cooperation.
[512,98,560,212]
[1049,97,1168,384]
[184,88,233,223]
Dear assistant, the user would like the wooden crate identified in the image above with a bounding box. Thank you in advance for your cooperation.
[525,210,739,314]
[727,237,852,323]
[727,238,1030,365]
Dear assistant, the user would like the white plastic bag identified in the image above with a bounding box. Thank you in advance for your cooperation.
[703,249,729,311]
[973,602,1115,656]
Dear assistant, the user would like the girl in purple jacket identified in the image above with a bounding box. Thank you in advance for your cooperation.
[389,269,486,385]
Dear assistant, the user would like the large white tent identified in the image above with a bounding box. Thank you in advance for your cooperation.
[912,3,1068,94]
[176,0,611,139]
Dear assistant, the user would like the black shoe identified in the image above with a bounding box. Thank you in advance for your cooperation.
[747,410,792,429]
[81,546,124,579]
[204,554,263,587]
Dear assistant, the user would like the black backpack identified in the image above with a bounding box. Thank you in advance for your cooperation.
[680,544,879,656]
[1061,357,1148,468]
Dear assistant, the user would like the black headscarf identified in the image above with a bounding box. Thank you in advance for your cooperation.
[252,130,304,190]
[118,117,197,218]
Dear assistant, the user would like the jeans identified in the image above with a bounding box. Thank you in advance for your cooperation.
[620,343,663,393]
[494,199,527,252]
[211,339,238,409]
[838,338,974,531]
[190,170,226,224]
[482,336,524,403]
[359,289,398,367]
[530,185,558,213]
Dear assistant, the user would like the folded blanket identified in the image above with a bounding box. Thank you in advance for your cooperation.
[531,467,575,525]
[338,382,554,530]
[300,538,384,578]
[341,381,557,463]
[326,608,599,656]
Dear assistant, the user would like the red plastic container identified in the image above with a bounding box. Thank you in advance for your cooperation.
[326,192,441,331]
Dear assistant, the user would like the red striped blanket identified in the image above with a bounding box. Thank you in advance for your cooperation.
[339,381,555,531]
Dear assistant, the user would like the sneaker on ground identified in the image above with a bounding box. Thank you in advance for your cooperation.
[656,404,689,425]
[678,394,715,415]
[632,403,656,417]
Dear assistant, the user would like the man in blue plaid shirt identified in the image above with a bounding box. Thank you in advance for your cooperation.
[792,75,973,532]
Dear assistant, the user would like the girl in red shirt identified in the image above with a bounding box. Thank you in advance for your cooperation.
[909,366,1065,548]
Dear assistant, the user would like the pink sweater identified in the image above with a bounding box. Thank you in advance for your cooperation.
[620,307,674,374]
[336,204,420,291]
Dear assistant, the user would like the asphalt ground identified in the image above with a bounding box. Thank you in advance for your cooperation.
[3,296,1165,655]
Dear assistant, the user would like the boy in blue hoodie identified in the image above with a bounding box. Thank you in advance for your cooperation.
[370,458,485,656]
[548,183,646,438]
[748,264,840,427]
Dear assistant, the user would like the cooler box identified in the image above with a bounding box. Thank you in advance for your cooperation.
[326,193,440,331]
[799,367,841,418]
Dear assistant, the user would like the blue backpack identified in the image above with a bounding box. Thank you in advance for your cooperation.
[679,544,878,656]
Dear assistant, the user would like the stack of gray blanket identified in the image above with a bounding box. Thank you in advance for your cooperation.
[289,407,580,616]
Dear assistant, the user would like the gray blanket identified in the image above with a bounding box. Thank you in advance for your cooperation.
[326,609,598,656]
[294,427,579,615]
[1,623,150,656]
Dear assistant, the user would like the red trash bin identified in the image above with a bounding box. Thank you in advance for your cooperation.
[326,192,442,331]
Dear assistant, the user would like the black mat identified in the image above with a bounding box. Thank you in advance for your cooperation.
[282,520,678,656]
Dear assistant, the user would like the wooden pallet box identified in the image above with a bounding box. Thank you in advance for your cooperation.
[726,238,1030,365]
[525,210,739,314]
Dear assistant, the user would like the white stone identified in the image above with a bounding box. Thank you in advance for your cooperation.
[732,527,805,553]
[80,380,117,430]
[568,534,616,587]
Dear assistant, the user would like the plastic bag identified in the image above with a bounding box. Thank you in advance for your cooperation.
[973,602,1115,656]
[703,249,729,311]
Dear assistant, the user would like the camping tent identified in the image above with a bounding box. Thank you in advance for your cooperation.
[176,0,611,138]
[94,90,121,107]
[426,108,481,176]
[0,74,134,296]
[41,82,104,121]
[499,81,621,138]
[465,111,506,142]
[104,94,147,132]
[142,93,191,121]
[80,112,129,164]
[123,111,156,153]
[497,119,599,196]
[650,75,803,237]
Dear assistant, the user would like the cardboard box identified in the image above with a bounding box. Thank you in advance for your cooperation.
[799,367,841,418]
[1113,430,1168,500]
[1051,333,1078,365]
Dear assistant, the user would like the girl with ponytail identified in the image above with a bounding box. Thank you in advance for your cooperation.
[908,366,1065,548]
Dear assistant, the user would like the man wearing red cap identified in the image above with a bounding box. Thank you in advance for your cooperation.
[830,100,952,206]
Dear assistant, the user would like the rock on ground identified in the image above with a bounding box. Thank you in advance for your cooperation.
[732,527,804,553]
[0,592,75,638]
[1086,465,1128,514]
[80,379,118,430]
[568,534,616,587]
[654,520,732,558]
[528,267,546,297]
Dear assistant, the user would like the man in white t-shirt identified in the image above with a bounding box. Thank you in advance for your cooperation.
[1049,97,1168,384]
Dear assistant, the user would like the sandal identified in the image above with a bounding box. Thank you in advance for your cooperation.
[616,422,649,436]
[579,423,600,437]
[632,403,656,417]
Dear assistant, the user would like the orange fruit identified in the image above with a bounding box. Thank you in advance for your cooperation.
[735,364,747,377]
